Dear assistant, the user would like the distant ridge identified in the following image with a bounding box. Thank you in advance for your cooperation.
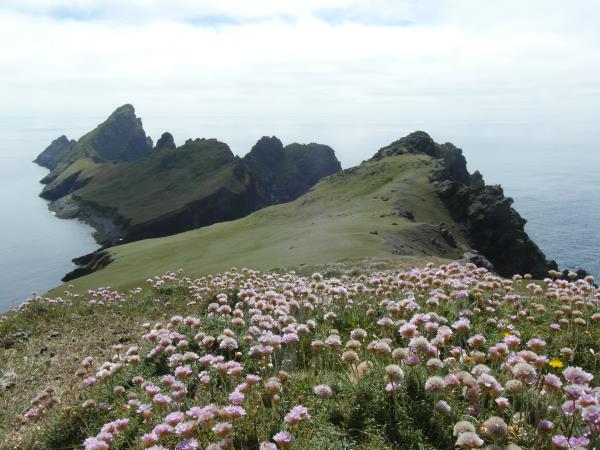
[52,131,555,291]
[34,105,342,245]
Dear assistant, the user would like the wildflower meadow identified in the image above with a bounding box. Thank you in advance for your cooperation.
[5,262,600,449]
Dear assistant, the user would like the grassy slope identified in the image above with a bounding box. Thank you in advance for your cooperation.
[72,139,242,226]
[42,158,104,194]
[51,153,467,295]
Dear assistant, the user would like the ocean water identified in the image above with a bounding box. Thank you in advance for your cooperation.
[0,116,598,312]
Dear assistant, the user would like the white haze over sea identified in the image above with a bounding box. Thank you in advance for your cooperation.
[0,0,599,311]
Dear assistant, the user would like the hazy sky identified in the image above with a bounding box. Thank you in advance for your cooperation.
[1,0,599,159]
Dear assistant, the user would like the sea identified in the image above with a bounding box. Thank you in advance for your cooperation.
[1,115,598,312]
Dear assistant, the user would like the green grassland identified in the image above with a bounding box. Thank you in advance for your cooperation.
[72,138,246,226]
[51,153,467,295]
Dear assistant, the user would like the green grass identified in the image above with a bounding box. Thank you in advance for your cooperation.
[72,138,244,226]
[42,158,104,196]
[50,153,467,295]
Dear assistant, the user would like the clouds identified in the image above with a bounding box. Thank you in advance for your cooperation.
[0,0,599,160]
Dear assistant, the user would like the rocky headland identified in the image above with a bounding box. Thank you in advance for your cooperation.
[372,131,557,278]
[35,105,342,248]
[35,107,557,282]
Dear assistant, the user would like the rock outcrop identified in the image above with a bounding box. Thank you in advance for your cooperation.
[62,249,113,282]
[155,132,176,150]
[35,104,153,184]
[374,131,555,278]
[76,104,153,162]
[34,135,77,172]
[244,137,342,204]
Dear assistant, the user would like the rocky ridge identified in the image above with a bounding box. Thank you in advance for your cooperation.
[35,105,342,250]
[373,131,556,278]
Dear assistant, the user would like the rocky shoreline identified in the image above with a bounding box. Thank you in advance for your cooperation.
[49,195,123,245]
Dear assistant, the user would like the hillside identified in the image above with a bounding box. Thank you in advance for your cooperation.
[50,132,554,295]
[35,106,342,245]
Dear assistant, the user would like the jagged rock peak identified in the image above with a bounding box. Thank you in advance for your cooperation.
[77,104,153,162]
[155,132,176,150]
[373,131,470,183]
[109,103,135,116]
[244,136,284,170]
[34,135,76,170]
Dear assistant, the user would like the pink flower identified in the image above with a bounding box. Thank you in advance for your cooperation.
[83,377,97,388]
[273,431,293,447]
[494,397,510,409]
[175,365,193,379]
[164,411,184,426]
[229,390,245,404]
[563,366,593,385]
[140,432,158,448]
[153,394,172,407]
[313,384,333,398]
[212,422,233,437]
[83,438,109,450]
[284,405,310,426]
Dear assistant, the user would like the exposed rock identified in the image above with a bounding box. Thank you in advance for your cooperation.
[0,370,16,392]
[155,132,176,150]
[41,169,94,201]
[35,104,153,184]
[244,137,342,204]
[48,195,80,219]
[1,331,29,349]
[76,104,153,162]
[461,250,495,272]
[34,135,78,172]
[374,131,555,278]
[62,249,113,282]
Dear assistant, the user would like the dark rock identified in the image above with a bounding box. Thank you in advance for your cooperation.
[244,137,342,204]
[155,132,176,150]
[34,135,78,172]
[34,104,153,185]
[10,331,29,342]
[461,250,495,272]
[393,209,415,221]
[62,250,113,282]
[437,225,458,248]
[375,131,554,278]
[369,230,379,235]
[77,104,153,162]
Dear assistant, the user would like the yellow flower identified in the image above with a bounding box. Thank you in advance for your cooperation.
[503,331,512,337]
[549,359,564,369]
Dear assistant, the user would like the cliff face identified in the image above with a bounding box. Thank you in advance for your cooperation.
[243,137,342,204]
[35,104,153,184]
[374,131,555,278]
[34,135,77,171]
[75,104,153,162]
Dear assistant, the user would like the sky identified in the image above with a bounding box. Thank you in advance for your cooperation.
[0,0,599,163]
